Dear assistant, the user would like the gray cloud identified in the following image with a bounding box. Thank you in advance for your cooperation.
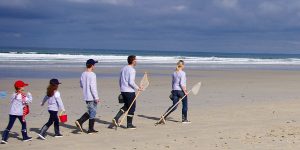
[0,0,300,53]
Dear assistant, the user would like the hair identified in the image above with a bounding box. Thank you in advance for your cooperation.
[86,64,93,68]
[176,60,185,72]
[14,86,21,92]
[47,84,58,97]
[127,55,136,65]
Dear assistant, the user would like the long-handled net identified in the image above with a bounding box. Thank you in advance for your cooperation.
[118,72,149,127]
[155,82,202,125]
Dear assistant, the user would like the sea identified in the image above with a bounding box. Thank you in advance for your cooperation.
[1,47,300,70]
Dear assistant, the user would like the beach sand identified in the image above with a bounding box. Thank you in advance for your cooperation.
[1,68,300,149]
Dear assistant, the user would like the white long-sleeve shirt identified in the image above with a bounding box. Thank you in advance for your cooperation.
[9,92,32,116]
[41,91,65,111]
[119,65,139,92]
[172,70,187,91]
[80,71,99,101]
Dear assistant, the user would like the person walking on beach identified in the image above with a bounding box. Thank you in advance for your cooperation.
[75,59,100,134]
[111,55,142,129]
[38,79,65,140]
[1,80,33,144]
[158,60,191,124]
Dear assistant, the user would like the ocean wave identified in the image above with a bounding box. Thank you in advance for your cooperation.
[1,52,300,65]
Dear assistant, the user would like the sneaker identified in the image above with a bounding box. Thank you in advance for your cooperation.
[182,120,191,124]
[127,124,136,130]
[23,137,32,142]
[54,133,63,138]
[1,140,8,144]
[37,134,46,140]
[75,121,84,132]
[87,129,99,134]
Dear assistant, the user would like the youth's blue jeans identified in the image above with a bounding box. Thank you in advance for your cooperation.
[86,101,98,119]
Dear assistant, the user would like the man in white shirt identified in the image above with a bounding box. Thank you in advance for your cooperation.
[111,55,141,129]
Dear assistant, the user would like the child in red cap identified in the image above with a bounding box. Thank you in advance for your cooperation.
[1,80,33,144]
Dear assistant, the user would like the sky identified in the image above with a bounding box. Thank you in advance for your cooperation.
[0,0,300,53]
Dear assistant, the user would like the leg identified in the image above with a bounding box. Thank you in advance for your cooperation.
[38,111,54,139]
[180,91,191,123]
[1,115,17,143]
[17,116,32,141]
[126,92,136,129]
[112,107,125,127]
[49,111,62,137]
[87,101,98,134]
[164,91,180,119]
[75,103,91,132]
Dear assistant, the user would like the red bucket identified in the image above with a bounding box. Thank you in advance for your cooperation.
[59,111,67,123]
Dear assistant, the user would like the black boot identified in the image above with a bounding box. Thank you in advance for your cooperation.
[75,112,90,132]
[54,125,63,138]
[182,112,191,124]
[127,116,136,129]
[21,129,32,142]
[38,125,49,140]
[87,119,98,134]
[1,129,9,144]
[112,109,124,127]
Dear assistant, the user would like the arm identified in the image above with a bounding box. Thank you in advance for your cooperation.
[90,73,99,100]
[41,96,48,106]
[25,92,33,104]
[129,70,139,90]
[80,78,83,88]
[55,92,65,111]
[180,73,188,95]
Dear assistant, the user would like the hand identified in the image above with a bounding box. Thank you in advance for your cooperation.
[138,86,144,91]
[94,99,100,103]
[184,90,188,95]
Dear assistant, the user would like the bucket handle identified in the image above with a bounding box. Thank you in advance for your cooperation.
[59,111,66,116]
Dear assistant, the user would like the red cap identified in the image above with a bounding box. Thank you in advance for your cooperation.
[14,80,29,88]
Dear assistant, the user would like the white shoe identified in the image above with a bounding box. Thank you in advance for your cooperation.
[37,134,46,140]
[1,140,8,144]
[182,120,191,124]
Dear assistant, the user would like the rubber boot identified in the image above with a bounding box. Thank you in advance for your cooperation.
[1,129,9,144]
[75,112,90,132]
[38,125,49,140]
[87,119,98,134]
[112,109,124,127]
[127,116,136,129]
[182,112,191,124]
[21,129,32,142]
[54,125,63,137]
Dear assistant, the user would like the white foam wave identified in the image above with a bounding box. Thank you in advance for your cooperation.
[1,53,300,65]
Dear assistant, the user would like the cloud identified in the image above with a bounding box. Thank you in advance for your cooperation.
[214,0,239,9]
[0,0,30,8]
[0,0,300,53]
[67,0,134,6]
[258,1,283,15]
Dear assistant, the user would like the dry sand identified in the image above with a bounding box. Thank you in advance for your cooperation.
[1,68,300,149]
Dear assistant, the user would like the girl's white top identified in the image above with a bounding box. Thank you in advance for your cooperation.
[41,91,65,112]
[10,92,32,116]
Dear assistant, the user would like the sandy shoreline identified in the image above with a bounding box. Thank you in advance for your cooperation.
[1,68,300,149]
